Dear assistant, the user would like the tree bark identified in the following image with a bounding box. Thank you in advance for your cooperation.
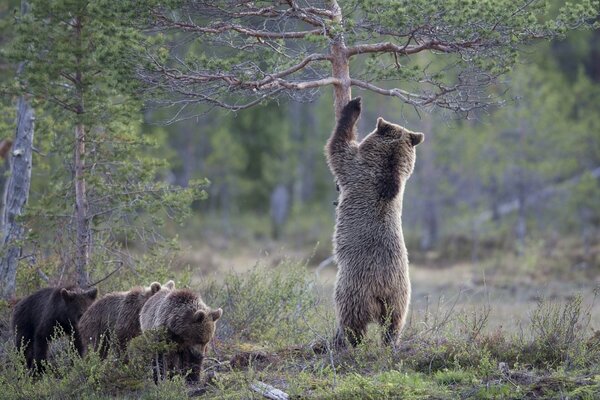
[0,97,34,300]
[74,121,90,287]
[0,0,34,300]
[73,15,90,287]
[329,0,351,119]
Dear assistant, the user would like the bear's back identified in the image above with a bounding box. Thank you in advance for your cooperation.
[79,291,125,333]
[139,289,170,331]
[12,288,56,332]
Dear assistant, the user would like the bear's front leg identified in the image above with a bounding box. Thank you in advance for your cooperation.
[72,329,85,356]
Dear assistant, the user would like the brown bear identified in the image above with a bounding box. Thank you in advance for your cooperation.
[325,97,424,348]
[11,286,98,372]
[139,288,222,383]
[78,281,168,358]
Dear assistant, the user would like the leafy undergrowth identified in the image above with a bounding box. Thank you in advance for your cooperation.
[0,262,599,399]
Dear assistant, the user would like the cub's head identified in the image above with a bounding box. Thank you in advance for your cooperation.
[165,290,223,352]
[359,118,424,178]
[189,307,223,353]
[60,287,98,322]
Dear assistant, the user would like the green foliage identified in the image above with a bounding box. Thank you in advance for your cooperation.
[1,260,599,398]
[200,261,323,346]
[0,0,208,286]
[316,370,450,399]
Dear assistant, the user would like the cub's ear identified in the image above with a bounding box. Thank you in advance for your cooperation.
[194,310,207,323]
[86,287,98,299]
[61,288,74,302]
[210,308,223,322]
[410,132,424,146]
[149,282,161,294]
[164,280,175,290]
[376,117,386,130]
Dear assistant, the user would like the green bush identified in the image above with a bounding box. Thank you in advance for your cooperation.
[200,260,324,346]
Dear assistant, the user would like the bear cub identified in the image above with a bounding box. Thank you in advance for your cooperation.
[11,286,98,372]
[140,288,222,383]
[326,97,424,348]
[78,281,169,358]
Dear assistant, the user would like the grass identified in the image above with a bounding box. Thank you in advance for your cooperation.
[0,260,599,399]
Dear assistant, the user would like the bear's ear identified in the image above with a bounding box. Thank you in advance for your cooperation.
[61,288,74,302]
[86,287,98,300]
[149,282,161,294]
[376,117,393,135]
[193,310,206,323]
[210,308,223,322]
[164,280,175,290]
[409,132,424,146]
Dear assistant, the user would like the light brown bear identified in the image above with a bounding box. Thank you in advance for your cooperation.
[139,288,222,383]
[326,97,424,348]
[78,281,172,358]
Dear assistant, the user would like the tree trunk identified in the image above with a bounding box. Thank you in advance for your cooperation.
[0,97,34,299]
[329,0,351,119]
[0,0,34,300]
[74,122,90,287]
[73,16,90,287]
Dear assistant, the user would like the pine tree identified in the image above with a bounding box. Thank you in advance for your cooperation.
[6,0,205,287]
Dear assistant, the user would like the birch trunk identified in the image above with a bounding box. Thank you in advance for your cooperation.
[0,0,34,300]
[0,96,34,299]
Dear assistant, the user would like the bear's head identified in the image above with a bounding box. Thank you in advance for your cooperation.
[359,117,424,178]
[168,301,223,353]
[190,307,223,352]
[60,287,98,322]
[354,117,424,201]
[167,290,223,352]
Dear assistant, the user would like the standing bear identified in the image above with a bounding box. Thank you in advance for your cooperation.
[78,281,171,358]
[11,286,98,372]
[140,288,222,383]
[326,98,424,348]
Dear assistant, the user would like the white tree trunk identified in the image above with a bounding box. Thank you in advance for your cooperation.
[0,95,34,299]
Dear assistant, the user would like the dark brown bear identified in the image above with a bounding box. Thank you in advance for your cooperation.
[78,281,164,358]
[326,98,424,348]
[139,288,222,383]
[11,286,98,372]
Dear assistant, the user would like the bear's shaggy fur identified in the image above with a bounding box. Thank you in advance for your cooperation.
[11,286,98,371]
[140,288,222,383]
[326,97,424,348]
[78,281,166,358]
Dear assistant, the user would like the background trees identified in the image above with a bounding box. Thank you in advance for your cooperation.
[0,0,205,296]
[142,0,598,118]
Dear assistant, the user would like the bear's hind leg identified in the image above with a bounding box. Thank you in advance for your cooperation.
[379,301,408,348]
[334,320,368,349]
